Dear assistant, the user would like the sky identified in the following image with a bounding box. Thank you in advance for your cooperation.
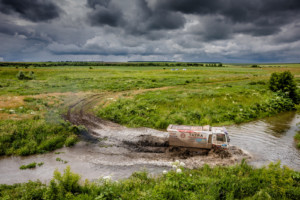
[0,0,300,63]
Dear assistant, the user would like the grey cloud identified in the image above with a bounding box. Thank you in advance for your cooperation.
[0,0,61,22]
[87,0,110,8]
[153,0,300,37]
[87,0,123,27]
[86,0,185,33]
[0,0,300,62]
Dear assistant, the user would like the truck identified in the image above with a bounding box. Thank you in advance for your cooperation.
[167,124,230,150]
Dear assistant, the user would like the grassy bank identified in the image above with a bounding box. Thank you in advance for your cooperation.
[0,161,299,199]
[97,82,295,129]
[0,119,79,156]
[0,91,79,156]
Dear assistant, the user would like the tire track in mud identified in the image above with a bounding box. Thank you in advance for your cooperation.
[64,92,171,155]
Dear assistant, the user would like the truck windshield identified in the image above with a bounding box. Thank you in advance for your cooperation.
[216,134,226,142]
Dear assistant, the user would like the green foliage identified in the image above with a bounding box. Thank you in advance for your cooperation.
[1,162,300,199]
[251,64,261,68]
[56,157,68,164]
[16,71,35,80]
[269,71,300,104]
[65,135,78,147]
[0,119,78,156]
[43,166,81,200]
[98,88,295,129]
[19,162,37,170]
[294,131,300,149]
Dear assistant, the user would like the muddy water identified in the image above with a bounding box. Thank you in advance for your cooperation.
[0,112,300,185]
[228,111,300,169]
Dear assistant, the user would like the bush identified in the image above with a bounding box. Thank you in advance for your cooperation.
[16,71,26,80]
[16,71,35,80]
[269,71,300,104]
[65,135,78,147]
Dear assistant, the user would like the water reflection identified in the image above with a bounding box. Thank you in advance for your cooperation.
[227,111,300,170]
[263,112,296,137]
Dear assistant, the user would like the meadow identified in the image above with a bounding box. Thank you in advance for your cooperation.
[1,62,300,156]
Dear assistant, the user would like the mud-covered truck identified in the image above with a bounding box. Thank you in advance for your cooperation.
[167,125,229,150]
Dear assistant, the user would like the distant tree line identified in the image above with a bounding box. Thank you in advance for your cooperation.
[0,62,224,68]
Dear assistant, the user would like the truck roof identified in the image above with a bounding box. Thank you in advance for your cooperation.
[167,124,227,134]
[167,124,210,132]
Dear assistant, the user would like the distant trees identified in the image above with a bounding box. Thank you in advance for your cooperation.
[269,71,300,104]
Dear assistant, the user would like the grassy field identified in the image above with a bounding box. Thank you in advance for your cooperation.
[0,161,299,199]
[0,63,300,155]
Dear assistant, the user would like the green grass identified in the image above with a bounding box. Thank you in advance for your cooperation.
[0,119,79,156]
[97,82,295,129]
[2,162,299,199]
[19,162,36,170]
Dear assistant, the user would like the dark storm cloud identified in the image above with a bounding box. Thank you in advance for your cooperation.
[0,0,61,22]
[86,0,185,33]
[86,0,123,27]
[0,0,300,62]
[154,0,300,36]
[87,0,110,8]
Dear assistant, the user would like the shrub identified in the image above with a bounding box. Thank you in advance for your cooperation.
[251,64,260,68]
[269,71,300,104]
[65,135,78,147]
[16,71,26,80]
[16,71,34,80]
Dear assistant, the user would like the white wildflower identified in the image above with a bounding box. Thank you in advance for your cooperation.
[189,174,192,177]
[30,111,35,115]
[19,107,23,109]
[179,162,185,167]
[163,170,168,174]
[103,175,111,181]
[172,165,177,169]
[176,168,182,173]
[240,109,243,111]
[9,109,15,114]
